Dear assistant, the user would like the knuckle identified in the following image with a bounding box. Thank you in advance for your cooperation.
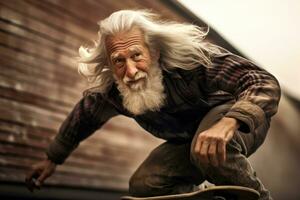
[200,132,209,138]
[208,151,215,156]
[193,149,199,155]
[198,135,206,141]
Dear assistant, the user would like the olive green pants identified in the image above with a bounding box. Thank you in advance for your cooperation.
[129,104,272,200]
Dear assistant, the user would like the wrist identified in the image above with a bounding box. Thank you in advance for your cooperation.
[222,117,240,129]
[46,157,58,165]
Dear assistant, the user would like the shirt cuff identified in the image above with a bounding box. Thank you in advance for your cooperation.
[225,100,266,133]
[46,138,77,164]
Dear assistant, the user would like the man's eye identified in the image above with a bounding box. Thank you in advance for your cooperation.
[114,58,123,64]
[133,53,141,59]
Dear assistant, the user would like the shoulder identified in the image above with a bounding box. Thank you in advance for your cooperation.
[80,88,114,110]
[211,53,258,68]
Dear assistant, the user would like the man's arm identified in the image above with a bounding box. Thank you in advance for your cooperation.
[194,53,281,166]
[206,53,281,133]
[26,92,118,191]
[46,93,118,164]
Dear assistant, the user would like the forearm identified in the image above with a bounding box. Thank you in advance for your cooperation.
[46,135,78,164]
[206,54,281,132]
[221,117,240,131]
[45,93,116,164]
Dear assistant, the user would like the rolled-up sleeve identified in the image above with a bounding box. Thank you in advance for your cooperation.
[204,54,281,133]
[46,93,118,164]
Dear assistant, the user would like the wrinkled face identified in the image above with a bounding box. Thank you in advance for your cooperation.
[106,28,153,91]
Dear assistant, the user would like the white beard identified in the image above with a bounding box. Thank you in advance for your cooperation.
[115,62,166,115]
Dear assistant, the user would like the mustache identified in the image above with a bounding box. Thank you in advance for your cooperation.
[123,71,147,84]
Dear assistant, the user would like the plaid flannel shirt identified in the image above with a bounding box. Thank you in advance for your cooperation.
[46,53,281,164]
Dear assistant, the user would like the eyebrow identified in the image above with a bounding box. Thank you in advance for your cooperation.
[111,52,121,60]
[128,45,143,52]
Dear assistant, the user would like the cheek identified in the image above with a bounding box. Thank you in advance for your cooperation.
[114,67,126,80]
[136,63,148,72]
[136,58,151,72]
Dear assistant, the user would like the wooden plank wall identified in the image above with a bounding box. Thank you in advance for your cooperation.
[0,0,196,194]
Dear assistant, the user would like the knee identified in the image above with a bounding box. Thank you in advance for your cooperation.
[129,174,172,197]
[189,150,215,176]
[128,172,151,197]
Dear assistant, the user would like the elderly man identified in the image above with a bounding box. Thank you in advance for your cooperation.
[26,10,280,200]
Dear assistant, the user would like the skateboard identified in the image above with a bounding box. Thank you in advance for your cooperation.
[121,185,259,200]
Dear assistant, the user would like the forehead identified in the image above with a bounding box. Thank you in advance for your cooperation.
[105,28,146,56]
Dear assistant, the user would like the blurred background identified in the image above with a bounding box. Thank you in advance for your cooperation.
[0,0,299,200]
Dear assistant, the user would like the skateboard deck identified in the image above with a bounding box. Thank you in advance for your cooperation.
[121,185,259,200]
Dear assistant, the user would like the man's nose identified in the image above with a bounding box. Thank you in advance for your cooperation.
[125,60,138,79]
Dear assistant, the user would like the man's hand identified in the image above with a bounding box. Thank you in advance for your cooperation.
[194,117,240,167]
[25,159,57,192]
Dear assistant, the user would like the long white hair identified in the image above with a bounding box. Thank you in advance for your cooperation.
[78,9,224,94]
